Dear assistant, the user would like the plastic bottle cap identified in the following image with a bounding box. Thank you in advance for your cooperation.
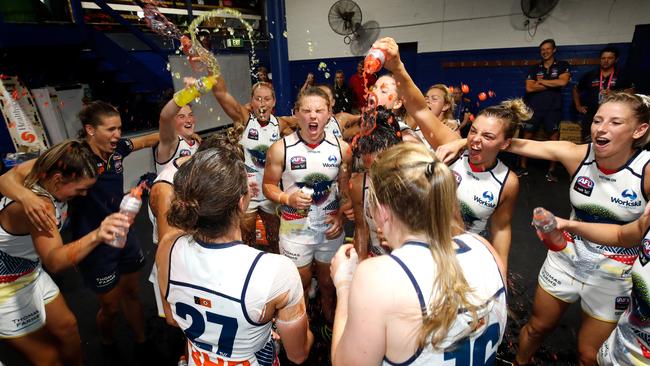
[131,186,142,199]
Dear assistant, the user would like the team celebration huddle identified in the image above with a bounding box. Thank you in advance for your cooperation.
[2,6,650,364]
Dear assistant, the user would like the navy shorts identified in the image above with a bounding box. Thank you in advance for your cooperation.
[523,108,561,134]
[78,231,145,294]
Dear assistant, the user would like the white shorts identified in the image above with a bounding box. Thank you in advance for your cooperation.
[248,199,278,215]
[0,270,59,338]
[280,236,344,267]
[538,256,631,323]
[148,264,165,318]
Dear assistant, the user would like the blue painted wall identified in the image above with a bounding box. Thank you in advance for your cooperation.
[288,42,631,121]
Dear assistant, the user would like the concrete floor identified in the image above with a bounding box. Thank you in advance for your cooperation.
[0,159,582,365]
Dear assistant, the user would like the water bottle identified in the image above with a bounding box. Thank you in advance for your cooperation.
[255,214,268,246]
[299,186,314,222]
[173,75,217,107]
[364,48,386,74]
[532,207,567,252]
[109,187,143,248]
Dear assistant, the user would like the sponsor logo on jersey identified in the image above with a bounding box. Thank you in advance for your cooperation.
[574,176,594,196]
[291,156,307,170]
[194,296,212,308]
[473,191,496,208]
[323,154,340,168]
[453,171,462,185]
[641,238,650,266]
[179,149,191,157]
[248,128,259,140]
[611,189,642,207]
[271,131,279,141]
[615,296,630,311]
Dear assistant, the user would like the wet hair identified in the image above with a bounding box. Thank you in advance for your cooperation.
[353,106,402,157]
[196,126,245,160]
[167,147,248,240]
[539,38,556,49]
[600,92,650,148]
[294,86,331,111]
[600,45,619,59]
[476,98,532,139]
[426,84,455,120]
[77,101,120,138]
[368,143,473,350]
[251,82,275,100]
[24,139,98,189]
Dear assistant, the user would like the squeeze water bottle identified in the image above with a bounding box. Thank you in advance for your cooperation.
[364,48,386,74]
[532,207,567,252]
[109,187,143,248]
[173,75,217,107]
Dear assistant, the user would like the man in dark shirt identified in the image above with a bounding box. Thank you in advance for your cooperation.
[519,39,571,182]
[333,70,354,113]
[573,46,634,142]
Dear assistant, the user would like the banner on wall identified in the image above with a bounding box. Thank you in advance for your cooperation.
[0,76,49,152]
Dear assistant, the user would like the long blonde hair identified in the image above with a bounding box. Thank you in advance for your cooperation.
[369,143,476,350]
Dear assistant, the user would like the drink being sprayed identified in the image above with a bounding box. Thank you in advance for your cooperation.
[532,207,569,252]
[364,48,386,75]
[109,186,143,248]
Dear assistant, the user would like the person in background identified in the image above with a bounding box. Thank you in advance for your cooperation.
[573,45,634,142]
[257,65,271,83]
[518,38,571,182]
[333,70,355,114]
[452,86,474,137]
[349,59,377,112]
[300,72,315,94]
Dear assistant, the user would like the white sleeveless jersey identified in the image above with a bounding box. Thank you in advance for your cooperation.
[154,136,198,174]
[450,153,510,238]
[0,185,67,293]
[325,116,343,139]
[549,145,650,285]
[167,236,298,366]
[241,114,281,210]
[280,131,343,244]
[148,158,180,244]
[600,226,650,365]
[362,173,386,255]
[413,126,434,152]
[383,233,507,366]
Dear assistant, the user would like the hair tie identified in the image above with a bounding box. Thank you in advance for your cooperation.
[425,161,435,179]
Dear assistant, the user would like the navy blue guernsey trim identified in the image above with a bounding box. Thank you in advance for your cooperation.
[385,253,426,366]
[496,166,511,208]
[168,279,241,303]
[281,138,287,174]
[641,158,650,202]
[296,130,326,148]
[570,143,593,182]
[193,240,243,249]
[402,241,429,249]
[241,252,269,326]
[154,137,181,165]
[453,238,472,254]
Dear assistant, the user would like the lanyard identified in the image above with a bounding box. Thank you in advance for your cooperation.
[599,69,615,92]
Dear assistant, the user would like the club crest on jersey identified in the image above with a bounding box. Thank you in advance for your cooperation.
[611,189,642,208]
[641,238,650,266]
[179,149,191,157]
[291,156,307,170]
[248,128,259,140]
[473,191,496,208]
[573,176,594,197]
[113,153,123,173]
[453,171,462,185]
[194,296,212,308]
[271,131,279,141]
[615,296,630,311]
[323,154,339,168]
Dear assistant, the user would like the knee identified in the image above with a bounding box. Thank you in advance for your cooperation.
[99,299,121,318]
[524,317,555,340]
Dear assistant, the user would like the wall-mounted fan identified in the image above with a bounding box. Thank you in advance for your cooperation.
[328,0,362,44]
[522,0,560,19]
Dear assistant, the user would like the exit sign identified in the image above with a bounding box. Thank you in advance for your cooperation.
[227,38,243,48]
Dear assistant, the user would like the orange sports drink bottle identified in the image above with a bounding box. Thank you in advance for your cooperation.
[532,207,568,252]
[255,215,268,246]
[364,48,386,74]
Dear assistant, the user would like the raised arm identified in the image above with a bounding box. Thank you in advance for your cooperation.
[489,172,519,273]
[157,98,182,161]
[0,159,55,231]
[374,37,460,148]
[130,132,160,151]
[211,76,249,128]
[507,138,586,175]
